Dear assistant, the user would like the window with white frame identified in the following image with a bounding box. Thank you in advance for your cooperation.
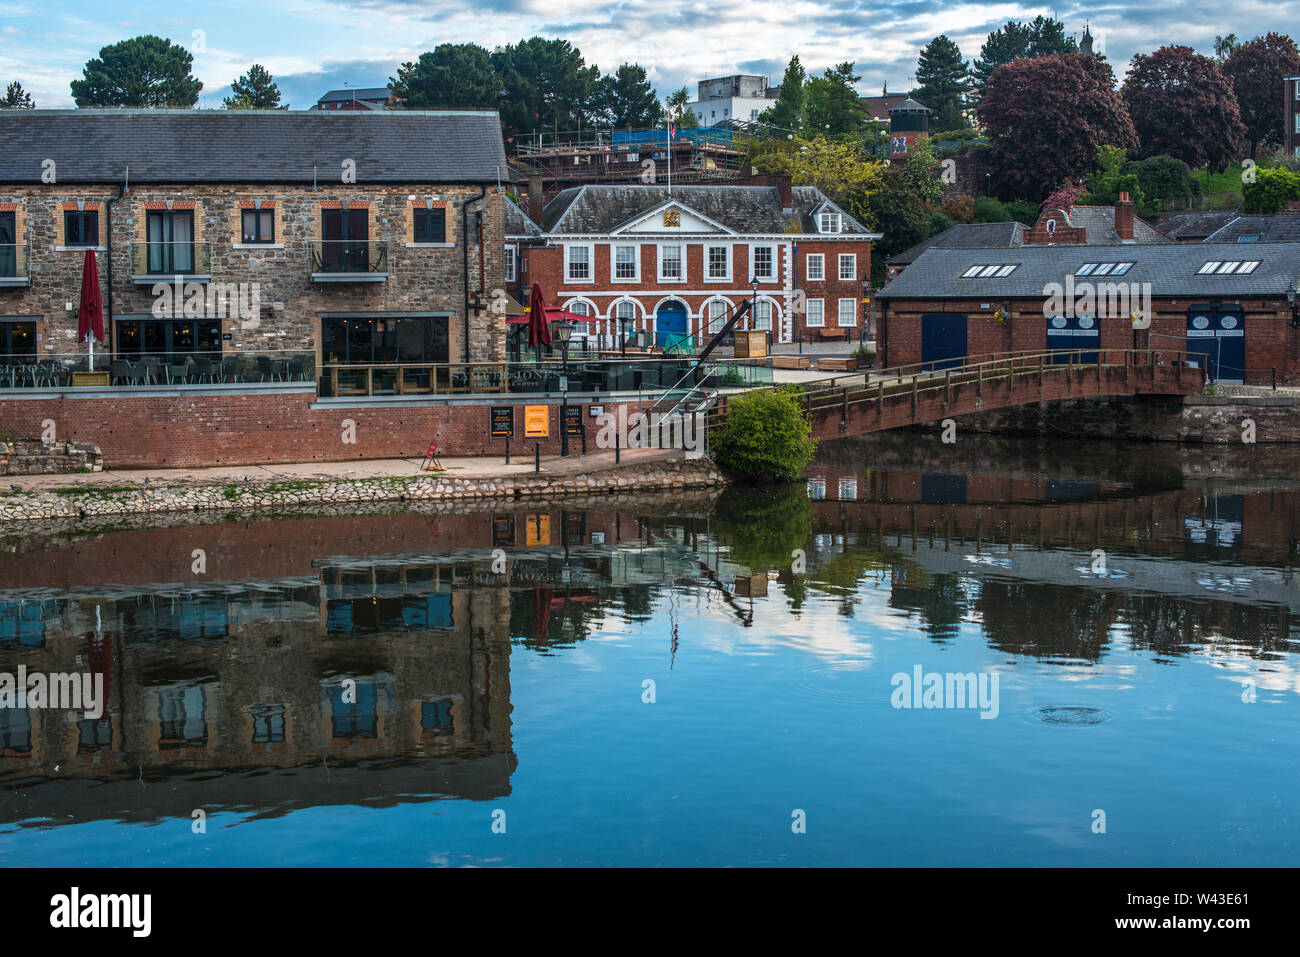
[613,244,638,281]
[568,300,592,342]
[806,298,825,327]
[818,211,842,233]
[751,244,775,280]
[659,244,683,281]
[806,253,824,281]
[615,299,637,331]
[753,299,773,330]
[707,299,728,333]
[505,246,516,283]
[838,478,858,501]
[838,298,857,327]
[566,245,591,281]
[838,253,856,280]
[706,245,730,280]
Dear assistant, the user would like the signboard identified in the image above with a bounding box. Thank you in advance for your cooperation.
[563,405,584,436]
[588,405,605,418]
[524,405,549,437]
[525,513,550,547]
[492,514,515,547]
[491,406,514,438]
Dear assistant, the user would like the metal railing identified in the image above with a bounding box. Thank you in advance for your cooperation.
[129,241,212,276]
[309,240,388,276]
[318,357,772,398]
[0,243,29,282]
[0,350,316,389]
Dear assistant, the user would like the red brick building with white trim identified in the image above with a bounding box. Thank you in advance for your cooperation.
[506,178,879,349]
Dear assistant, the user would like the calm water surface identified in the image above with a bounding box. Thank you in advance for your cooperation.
[1,436,1298,866]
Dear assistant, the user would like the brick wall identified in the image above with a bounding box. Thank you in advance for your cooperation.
[0,391,654,467]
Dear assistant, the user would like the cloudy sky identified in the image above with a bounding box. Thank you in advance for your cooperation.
[1,0,1293,111]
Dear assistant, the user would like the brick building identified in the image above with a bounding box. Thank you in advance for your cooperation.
[1287,74,1300,156]
[0,109,508,372]
[506,178,879,349]
[877,241,1300,385]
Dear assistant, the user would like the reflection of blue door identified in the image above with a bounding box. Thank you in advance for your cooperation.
[1046,314,1099,364]
[920,473,968,503]
[1187,306,1245,383]
[921,314,966,370]
[656,301,688,348]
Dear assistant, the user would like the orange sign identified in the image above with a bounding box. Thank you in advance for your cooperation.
[524,405,549,437]
[525,514,551,546]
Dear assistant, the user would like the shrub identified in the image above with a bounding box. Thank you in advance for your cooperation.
[711,482,814,573]
[711,385,816,482]
[1243,167,1300,213]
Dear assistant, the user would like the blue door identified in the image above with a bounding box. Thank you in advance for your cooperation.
[1046,314,1100,364]
[656,301,689,349]
[921,314,966,370]
[1187,306,1245,383]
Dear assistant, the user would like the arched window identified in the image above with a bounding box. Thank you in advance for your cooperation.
[707,300,729,334]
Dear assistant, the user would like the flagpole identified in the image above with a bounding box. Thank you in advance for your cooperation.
[667,113,673,197]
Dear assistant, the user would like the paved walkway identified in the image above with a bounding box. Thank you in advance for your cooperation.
[5,446,686,491]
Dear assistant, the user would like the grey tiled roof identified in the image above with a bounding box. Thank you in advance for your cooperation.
[505,198,542,237]
[539,184,877,235]
[0,110,506,184]
[1203,214,1300,244]
[1155,209,1240,240]
[1058,206,1170,244]
[877,242,1300,299]
[887,222,1025,266]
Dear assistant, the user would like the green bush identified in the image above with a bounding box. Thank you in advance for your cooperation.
[1243,167,1300,213]
[712,385,816,482]
[711,482,814,573]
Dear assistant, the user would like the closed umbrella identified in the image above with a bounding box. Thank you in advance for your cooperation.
[527,282,551,350]
[77,249,104,372]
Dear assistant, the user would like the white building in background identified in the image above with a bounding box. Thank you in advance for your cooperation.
[685,75,778,126]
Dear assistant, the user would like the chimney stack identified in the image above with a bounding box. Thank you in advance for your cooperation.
[1115,191,1134,241]
[772,173,792,213]
[527,173,545,227]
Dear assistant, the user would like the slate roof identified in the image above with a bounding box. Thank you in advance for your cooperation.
[1203,214,1300,244]
[505,198,542,238]
[877,242,1300,299]
[538,184,878,236]
[0,110,507,184]
[1155,209,1240,240]
[1052,205,1171,244]
[887,222,1026,266]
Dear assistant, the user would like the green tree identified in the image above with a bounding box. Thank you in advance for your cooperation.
[912,36,969,131]
[747,134,882,224]
[804,62,868,136]
[1214,34,1241,63]
[223,64,286,109]
[0,81,34,108]
[1122,45,1244,170]
[1243,167,1300,213]
[711,386,816,482]
[492,37,599,140]
[71,35,201,107]
[760,55,806,131]
[665,87,700,128]
[390,43,499,111]
[589,63,662,128]
[1083,145,1149,214]
[971,16,1077,100]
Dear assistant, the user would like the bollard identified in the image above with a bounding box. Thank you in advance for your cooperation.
[535,442,540,473]
[1273,367,1277,391]
[615,429,620,464]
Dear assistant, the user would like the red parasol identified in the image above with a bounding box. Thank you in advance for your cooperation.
[507,306,602,326]
[77,249,104,371]
[526,282,551,349]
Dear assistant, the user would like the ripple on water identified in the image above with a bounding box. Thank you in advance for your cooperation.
[1033,705,1111,726]
[793,661,877,706]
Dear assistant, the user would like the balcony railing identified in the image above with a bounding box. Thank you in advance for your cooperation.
[0,243,29,286]
[310,241,389,281]
[0,350,315,389]
[317,357,773,398]
[130,242,213,282]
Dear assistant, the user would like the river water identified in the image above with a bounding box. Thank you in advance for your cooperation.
[1,435,1297,867]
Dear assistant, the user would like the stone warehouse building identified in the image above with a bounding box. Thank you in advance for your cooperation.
[506,178,879,349]
[0,109,509,374]
[877,242,1300,385]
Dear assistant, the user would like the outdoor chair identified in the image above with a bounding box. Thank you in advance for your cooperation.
[220,356,242,383]
[287,356,311,382]
[126,361,153,385]
[256,355,278,382]
[167,362,191,385]
[110,360,132,386]
[191,356,215,383]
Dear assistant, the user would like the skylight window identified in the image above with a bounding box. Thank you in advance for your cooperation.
[1237,235,1259,242]
[1238,260,1261,274]
[1111,262,1134,275]
[961,265,982,277]
[978,264,1001,276]
[1198,260,1261,275]
[1216,261,1239,274]
[1076,263,1097,276]
[995,264,1017,277]
[1198,261,1223,274]
[961,263,1018,278]
[1093,263,1114,276]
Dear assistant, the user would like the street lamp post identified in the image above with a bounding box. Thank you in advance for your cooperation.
[554,319,574,457]
[751,276,759,350]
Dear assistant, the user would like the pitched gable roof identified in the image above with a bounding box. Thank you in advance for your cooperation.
[0,110,506,184]
[887,222,1026,266]
[505,197,542,238]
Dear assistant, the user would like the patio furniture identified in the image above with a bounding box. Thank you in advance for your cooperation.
[126,360,153,385]
[191,356,215,383]
[167,362,192,385]
[110,360,132,386]
[287,355,311,382]
[256,355,279,381]
[220,356,243,383]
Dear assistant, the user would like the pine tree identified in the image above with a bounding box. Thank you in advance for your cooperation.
[912,36,970,131]
[223,64,286,109]
[760,56,806,131]
[0,81,34,109]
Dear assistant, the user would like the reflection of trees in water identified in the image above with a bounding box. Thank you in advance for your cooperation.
[711,484,813,574]
[976,581,1121,661]
[889,573,968,644]
[1122,595,1293,659]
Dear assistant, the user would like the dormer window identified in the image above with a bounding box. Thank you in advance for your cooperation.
[818,211,842,233]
